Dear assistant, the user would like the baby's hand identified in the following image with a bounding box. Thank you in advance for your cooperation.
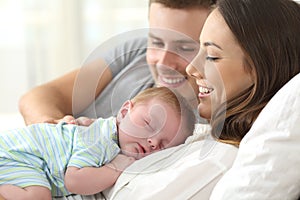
[108,154,136,172]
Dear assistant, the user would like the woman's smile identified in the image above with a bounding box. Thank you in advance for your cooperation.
[198,85,214,98]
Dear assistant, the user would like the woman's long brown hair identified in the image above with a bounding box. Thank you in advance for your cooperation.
[211,0,300,145]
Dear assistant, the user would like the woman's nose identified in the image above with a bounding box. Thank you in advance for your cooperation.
[186,63,201,80]
[186,56,204,80]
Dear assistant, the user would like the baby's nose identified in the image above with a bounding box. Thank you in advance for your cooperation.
[147,138,160,151]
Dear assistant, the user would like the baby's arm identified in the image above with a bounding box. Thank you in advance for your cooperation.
[64,154,135,195]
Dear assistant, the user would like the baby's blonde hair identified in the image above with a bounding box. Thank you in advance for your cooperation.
[131,87,196,136]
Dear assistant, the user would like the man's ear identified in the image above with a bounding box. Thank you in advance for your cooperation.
[117,100,133,121]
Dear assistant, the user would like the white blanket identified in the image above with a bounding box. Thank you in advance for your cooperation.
[54,124,237,200]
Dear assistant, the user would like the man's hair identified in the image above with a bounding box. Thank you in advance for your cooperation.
[149,0,217,9]
[131,87,196,137]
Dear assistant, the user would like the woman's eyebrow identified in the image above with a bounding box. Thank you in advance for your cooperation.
[203,41,222,50]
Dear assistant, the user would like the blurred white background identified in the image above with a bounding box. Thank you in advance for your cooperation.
[0,0,299,130]
[0,0,148,116]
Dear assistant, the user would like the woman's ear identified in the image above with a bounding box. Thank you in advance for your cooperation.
[117,100,133,122]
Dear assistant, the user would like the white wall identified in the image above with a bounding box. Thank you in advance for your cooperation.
[0,0,148,114]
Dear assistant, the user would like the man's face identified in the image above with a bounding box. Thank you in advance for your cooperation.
[146,3,210,107]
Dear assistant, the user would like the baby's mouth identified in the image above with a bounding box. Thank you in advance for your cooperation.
[137,143,146,154]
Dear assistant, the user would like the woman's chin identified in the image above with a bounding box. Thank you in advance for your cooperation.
[198,104,211,120]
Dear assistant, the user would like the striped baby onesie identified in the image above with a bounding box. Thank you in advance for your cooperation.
[0,117,120,197]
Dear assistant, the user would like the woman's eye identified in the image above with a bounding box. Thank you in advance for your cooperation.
[206,56,219,61]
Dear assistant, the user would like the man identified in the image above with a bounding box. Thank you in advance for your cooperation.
[19,0,215,125]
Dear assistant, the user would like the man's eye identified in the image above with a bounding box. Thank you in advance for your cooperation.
[206,56,219,61]
[178,46,197,52]
[151,40,164,48]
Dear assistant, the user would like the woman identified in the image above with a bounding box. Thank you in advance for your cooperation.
[187,0,300,145]
[186,0,300,199]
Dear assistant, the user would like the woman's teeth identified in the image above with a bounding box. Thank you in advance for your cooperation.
[199,86,213,94]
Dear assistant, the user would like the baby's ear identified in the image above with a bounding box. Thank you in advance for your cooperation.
[117,100,132,121]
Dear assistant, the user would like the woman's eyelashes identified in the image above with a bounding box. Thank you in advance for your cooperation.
[206,56,220,62]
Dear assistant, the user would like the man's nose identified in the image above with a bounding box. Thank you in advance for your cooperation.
[157,50,179,70]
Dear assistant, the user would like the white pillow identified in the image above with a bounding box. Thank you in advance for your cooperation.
[210,73,300,200]
[104,124,238,200]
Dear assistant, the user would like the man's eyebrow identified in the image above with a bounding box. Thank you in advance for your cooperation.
[203,41,222,50]
[148,32,161,40]
[176,39,200,44]
[149,32,199,44]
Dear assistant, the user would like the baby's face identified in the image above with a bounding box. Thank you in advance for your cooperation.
[118,99,188,159]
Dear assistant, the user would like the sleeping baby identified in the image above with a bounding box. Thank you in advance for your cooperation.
[0,87,195,200]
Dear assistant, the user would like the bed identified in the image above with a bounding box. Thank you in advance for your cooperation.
[2,73,300,200]
[56,73,300,200]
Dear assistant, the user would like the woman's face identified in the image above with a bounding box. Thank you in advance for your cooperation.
[186,9,254,119]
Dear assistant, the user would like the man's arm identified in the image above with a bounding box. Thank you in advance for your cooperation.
[19,59,112,125]
[64,154,135,195]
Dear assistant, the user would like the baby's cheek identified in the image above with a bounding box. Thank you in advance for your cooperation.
[121,146,142,160]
